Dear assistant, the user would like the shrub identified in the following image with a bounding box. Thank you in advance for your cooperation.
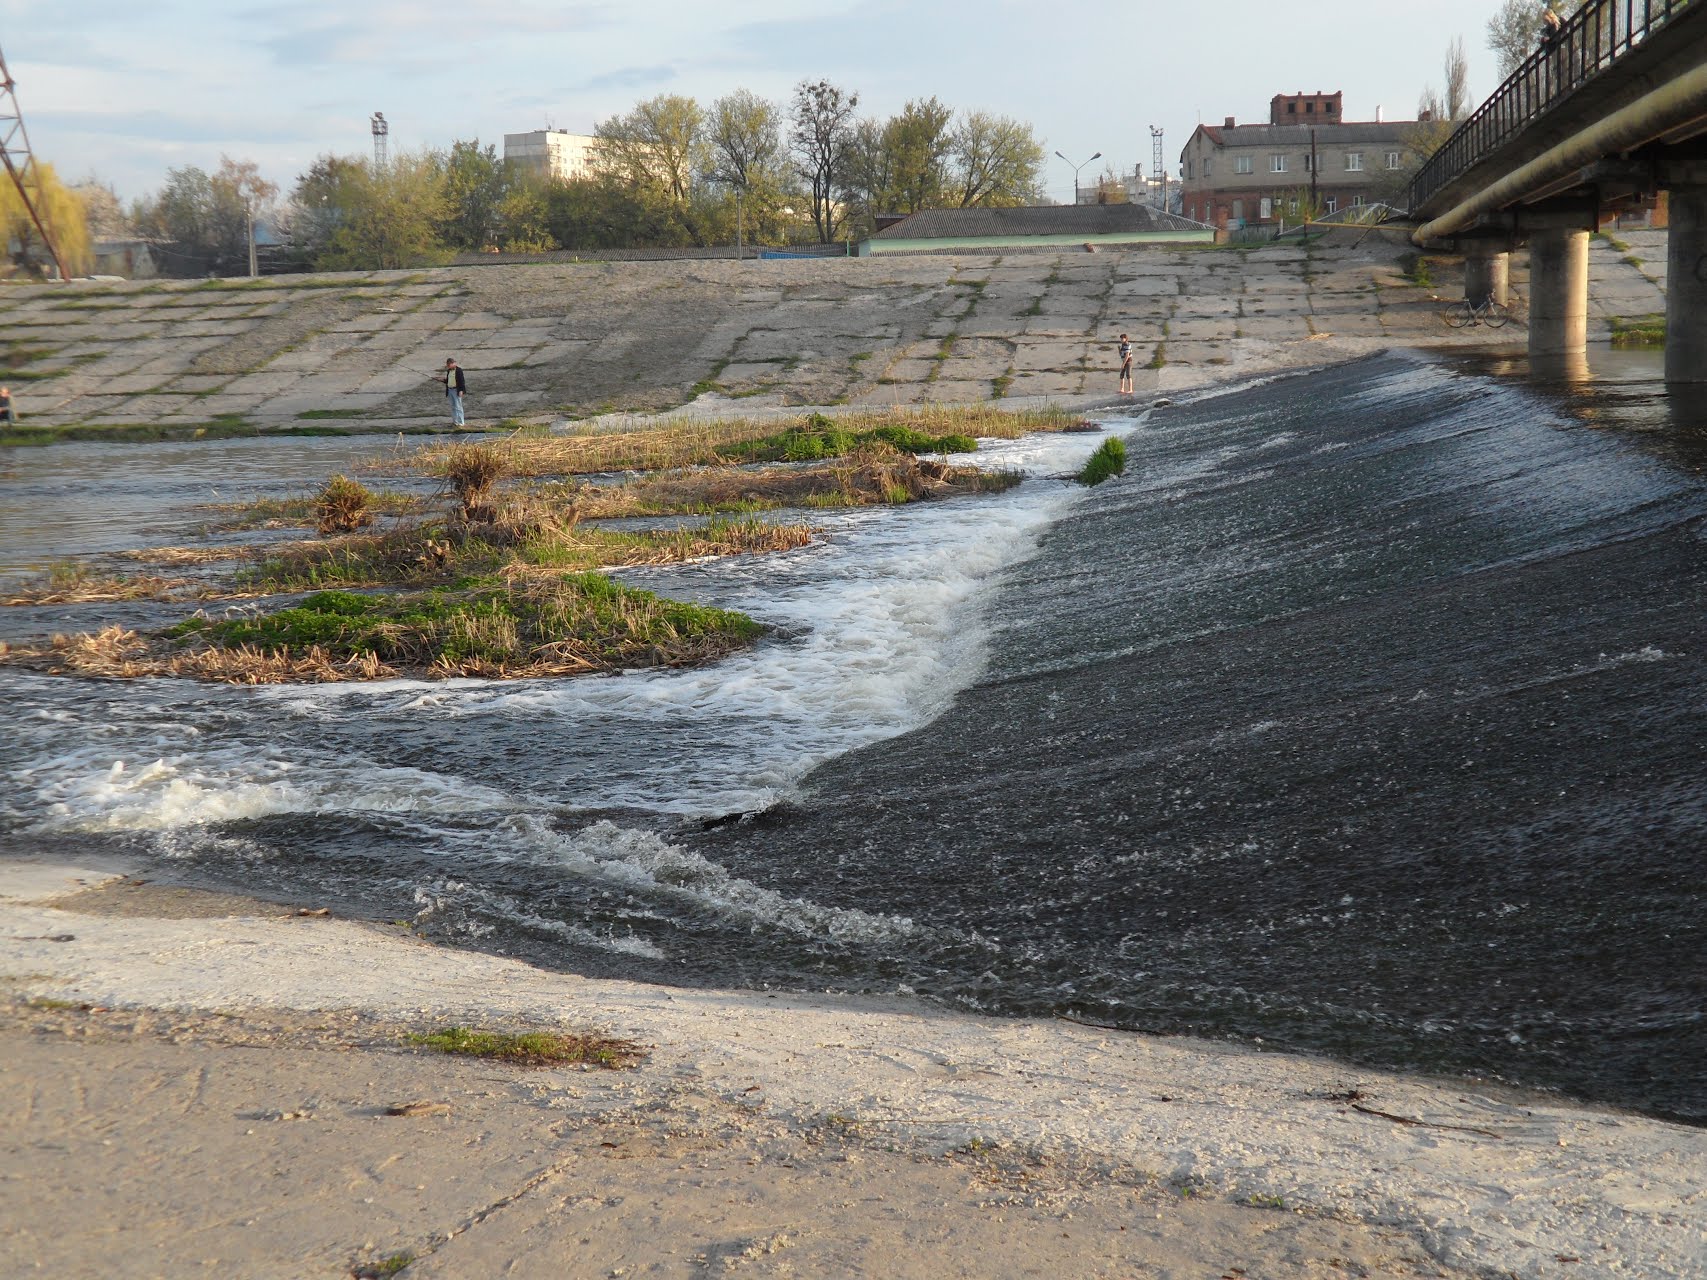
[315,474,374,535]
[442,444,507,521]
[1077,437,1127,486]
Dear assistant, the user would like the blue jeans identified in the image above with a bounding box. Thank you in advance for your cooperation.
[448,389,465,426]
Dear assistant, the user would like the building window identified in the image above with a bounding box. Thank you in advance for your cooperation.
[1287,102,1297,114]
[1232,199,1244,220]
[1352,193,1366,207]
[1325,196,1338,213]
[1346,152,1363,171]
[1235,155,1253,174]
[1386,151,1402,169]
[1306,101,1315,114]
[1271,154,1287,173]
[1204,157,1212,177]
[1184,159,1193,179]
[1260,197,1272,219]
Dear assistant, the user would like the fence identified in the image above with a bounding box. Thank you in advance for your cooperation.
[1407,0,1690,213]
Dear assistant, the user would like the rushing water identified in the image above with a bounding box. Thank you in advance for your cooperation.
[3,353,1704,1123]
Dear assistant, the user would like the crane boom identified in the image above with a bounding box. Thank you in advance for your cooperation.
[0,43,70,281]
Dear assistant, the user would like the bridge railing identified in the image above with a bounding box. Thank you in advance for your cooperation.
[1407,0,1689,214]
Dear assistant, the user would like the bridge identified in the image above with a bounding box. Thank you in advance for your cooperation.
[1407,0,1707,380]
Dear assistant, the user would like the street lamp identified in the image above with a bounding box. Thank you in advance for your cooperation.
[1055,150,1101,205]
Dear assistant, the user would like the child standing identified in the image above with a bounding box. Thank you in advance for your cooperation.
[1117,334,1134,394]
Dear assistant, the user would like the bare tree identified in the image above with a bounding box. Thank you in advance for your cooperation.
[1443,37,1471,120]
[788,78,859,242]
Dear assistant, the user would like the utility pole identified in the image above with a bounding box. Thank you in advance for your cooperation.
[0,43,69,281]
[371,111,389,169]
[1309,127,1319,214]
[1149,126,1166,211]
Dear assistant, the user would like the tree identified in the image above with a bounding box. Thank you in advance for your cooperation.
[440,139,506,251]
[287,151,449,271]
[0,161,90,278]
[1488,0,1585,78]
[69,180,130,239]
[135,166,244,275]
[788,78,859,242]
[217,156,278,277]
[596,95,706,203]
[881,97,954,214]
[948,112,1045,208]
[707,89,785,194]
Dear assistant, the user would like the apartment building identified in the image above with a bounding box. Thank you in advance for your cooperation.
[502,130,605,182]
[1177,92,1419,227]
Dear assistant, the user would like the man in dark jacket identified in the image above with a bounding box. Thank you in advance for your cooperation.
[439,357,467,426]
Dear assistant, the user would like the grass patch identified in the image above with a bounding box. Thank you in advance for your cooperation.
[1146,343,1167,370]
[296,408,371,420]
[1077,437,1126,486]
[407,1025,642,1068]
[235,511,813,593]
[723,414,974,463]
[392,405,1080,479]
[1609,313,1666,347]
[558,445,1012,517]
[17,573,767,684]
[4,561,196,606]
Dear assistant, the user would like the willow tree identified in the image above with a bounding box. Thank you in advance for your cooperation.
[1,161,91,278]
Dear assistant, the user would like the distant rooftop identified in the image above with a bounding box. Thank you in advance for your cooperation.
[872,204,1204,240]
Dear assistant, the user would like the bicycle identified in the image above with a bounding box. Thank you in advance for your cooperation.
[1443,294,1512,328]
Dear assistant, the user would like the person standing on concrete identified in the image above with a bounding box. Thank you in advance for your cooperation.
[0,385,13,425]
[439,357,467,427]
[1117,334,1134,394]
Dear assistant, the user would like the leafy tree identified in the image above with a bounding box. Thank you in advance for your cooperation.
[542,176,696,250]
[288,151,450,271]
[496,177,553,252]
[948,112,1045,207]
[707,89,785,194]
[841,118,898,230]
[596,95,706,203]
[0,161,90,277]
[882,97,954,214]
[440,139,506,251]
[789,78,860,242]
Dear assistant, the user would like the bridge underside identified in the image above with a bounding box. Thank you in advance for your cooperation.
[1411,4,1707,380]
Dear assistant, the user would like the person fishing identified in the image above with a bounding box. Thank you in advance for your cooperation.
[0,385,13,425]
[437,357,467,427]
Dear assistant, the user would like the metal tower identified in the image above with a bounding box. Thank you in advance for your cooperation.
[0,43,69,280]
[1149,126,1166,211]
[371,111,389,168]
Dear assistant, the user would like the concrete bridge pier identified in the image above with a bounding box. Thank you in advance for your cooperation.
[1665,185,1707,383]
[1527,227,1591,357]
[1463,244,1511,306]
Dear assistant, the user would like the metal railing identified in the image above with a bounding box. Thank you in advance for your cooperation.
[1408,0,1691,213]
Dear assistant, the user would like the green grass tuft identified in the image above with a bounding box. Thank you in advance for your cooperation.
[1077,437,1127,486]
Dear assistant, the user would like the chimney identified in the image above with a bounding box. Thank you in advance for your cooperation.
[1376,104,1383,122]
[1223,115,1236,128]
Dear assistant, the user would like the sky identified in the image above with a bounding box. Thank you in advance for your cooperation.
[1,0,1512,206]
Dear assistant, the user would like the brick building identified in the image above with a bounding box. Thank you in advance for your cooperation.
[1177,93,1420,228]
